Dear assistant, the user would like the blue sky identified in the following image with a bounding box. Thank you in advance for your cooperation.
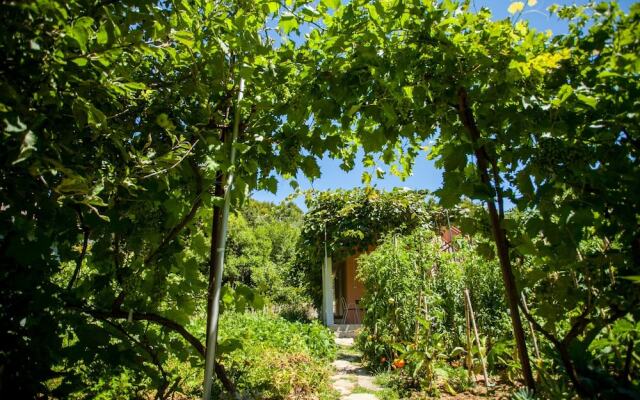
[253,0,635,209]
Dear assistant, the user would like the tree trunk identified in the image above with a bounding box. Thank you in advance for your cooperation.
[456,87,535,390]
[623,339,633,382]
[557,343,588,396]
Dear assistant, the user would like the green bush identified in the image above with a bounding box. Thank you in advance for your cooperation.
[214,312,337,399]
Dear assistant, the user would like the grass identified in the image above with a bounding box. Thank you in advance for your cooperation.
[352,384,400,400]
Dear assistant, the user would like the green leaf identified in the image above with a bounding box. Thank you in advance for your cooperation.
[279,13,299,34]
[575,93,598,109]
[623,276,640,285]
[263,176,278,194]
[321,0,341,9]
[516,170,534,198]
[85,102,106,128]
[402,86,414,101]
[173,30,195,48]
[361,171,372,186]
[96,24,109,45]
[476,242,495,259]
[68,16,94,53]
[13,131,37,165]
[347,104,361,117]
[71,57,88,66]
[218,338,242,354]
[122,82,148,91]
[265,1,280,14]
[56,176,90,195]
[553,84,573,107]
[156,113,175,130]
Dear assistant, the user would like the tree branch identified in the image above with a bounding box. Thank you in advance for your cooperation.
[145,158,204,265]
[141,140,199,180]
[562,302,595,346]
[67,209,91,290]
[518,298,561,347]
[77,305,237,395]
[97,316,170,397]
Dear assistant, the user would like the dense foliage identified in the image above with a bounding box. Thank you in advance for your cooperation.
[302,0,640,396]
[1,0,639,398]
[70,311,337,399]
[0,0,334,397]
[356,229,509,395]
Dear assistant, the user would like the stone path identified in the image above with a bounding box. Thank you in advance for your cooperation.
[331,337,382,400]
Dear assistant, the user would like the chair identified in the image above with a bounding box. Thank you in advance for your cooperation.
[340,297,360,324]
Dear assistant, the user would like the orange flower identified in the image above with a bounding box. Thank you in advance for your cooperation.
[392,359,405,369]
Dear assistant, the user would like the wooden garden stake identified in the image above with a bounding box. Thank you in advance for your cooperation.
[521,292,541,360]
[415,290,422,341]
[464,296,474,383]
[464,289,490,386]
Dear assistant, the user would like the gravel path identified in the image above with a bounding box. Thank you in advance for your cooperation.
[331,338,382,400]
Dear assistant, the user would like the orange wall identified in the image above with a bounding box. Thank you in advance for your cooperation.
[340,248,375,324]
[344,253,365,308]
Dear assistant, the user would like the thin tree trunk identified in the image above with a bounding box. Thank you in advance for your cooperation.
[456,87,535,390]
[622,339,633,382]
[557,343,585,395]
[67,210,90,290]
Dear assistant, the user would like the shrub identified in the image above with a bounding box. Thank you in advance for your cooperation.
[214,312,337,399]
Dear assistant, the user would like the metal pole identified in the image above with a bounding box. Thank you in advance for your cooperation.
[202,77,245,400]
[323,223,327,324]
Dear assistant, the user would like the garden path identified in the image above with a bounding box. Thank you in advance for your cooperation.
[331,337,382,400]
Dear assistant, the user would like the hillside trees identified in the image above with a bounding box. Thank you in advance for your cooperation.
[225,200,305,304]
[302,0,639,394]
